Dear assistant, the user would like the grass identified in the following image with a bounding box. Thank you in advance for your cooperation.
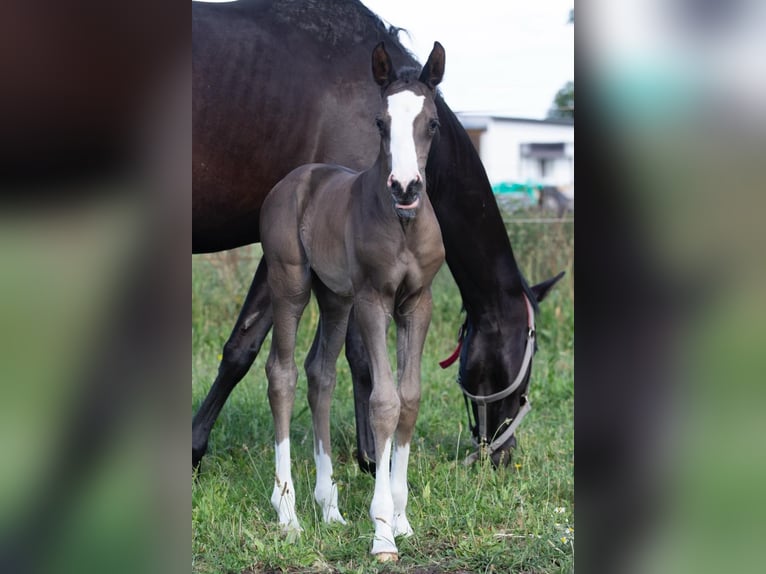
[192,206,573,573]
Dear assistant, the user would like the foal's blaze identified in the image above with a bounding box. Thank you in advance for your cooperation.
[260,41,446,562]
[387,91,426,208]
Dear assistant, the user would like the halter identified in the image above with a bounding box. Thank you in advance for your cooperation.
[441,293,536,465]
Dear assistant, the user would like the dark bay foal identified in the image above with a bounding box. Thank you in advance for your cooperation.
[259,42,446,561]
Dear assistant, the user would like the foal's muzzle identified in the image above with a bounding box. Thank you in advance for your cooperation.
[389,174,422,219]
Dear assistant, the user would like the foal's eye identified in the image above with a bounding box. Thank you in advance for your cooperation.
[375,118,385,133]
[428,118,440,134]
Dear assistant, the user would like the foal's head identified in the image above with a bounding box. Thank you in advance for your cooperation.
[371,42,445,219]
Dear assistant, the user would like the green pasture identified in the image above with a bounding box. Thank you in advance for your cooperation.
[192,208,574,573]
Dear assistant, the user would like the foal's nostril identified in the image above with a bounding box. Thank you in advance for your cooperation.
[389,178,404,194]
[406,178,422,195]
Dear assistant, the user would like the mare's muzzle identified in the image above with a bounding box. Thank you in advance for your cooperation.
[488,434,517,467]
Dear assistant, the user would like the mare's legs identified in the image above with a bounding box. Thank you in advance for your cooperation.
[265,260,311,532]
[354,291,401,558]
[305,279,352,524]
[391,290,433,538]
[192,259,272,469]
[346,315,377,474]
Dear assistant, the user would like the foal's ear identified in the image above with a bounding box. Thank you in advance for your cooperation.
[372,42,397,88]
[419,41,446,89]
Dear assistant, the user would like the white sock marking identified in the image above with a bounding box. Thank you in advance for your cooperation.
[271,439,301,532]
[391,441,414,538]
[314,440,346,524]
[370,438,398,555]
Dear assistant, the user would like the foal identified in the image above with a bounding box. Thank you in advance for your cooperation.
[259,41,446,560]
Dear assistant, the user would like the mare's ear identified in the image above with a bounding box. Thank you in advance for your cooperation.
[419,41,445,89]
[530,271,566,302]
[372,42,397,88]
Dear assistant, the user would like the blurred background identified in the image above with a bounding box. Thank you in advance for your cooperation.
[0,1,188,572]
[579,1,766,573]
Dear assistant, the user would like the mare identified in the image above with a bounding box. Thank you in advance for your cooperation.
[192,0,564,470]
[260,42,445,561]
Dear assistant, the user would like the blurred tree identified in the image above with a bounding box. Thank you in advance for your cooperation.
[548,81,574,120]
[548,8,574,119]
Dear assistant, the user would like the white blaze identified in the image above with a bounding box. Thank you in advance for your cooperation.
[387,91,426,187]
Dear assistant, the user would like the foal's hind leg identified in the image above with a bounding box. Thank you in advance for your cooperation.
[193,258,272,469]
[305,279,352,524]
[391,289,433,539]
[345,315,377,474]
[265,261,311,532]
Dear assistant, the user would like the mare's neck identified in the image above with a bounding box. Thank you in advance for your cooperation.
[428,97,531,323]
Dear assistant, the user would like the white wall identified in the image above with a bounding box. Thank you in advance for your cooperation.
[460,116,574,186]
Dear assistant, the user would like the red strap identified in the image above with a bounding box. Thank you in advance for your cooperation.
[440,294,534,371]
[439,337,463,368]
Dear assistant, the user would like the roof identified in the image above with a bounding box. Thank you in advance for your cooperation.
[456,113,574,130]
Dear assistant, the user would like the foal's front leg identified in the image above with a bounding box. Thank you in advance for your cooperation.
[391,289,433,539]
[354,292,401,559]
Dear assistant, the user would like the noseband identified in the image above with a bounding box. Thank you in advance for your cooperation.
[443,293,536,465]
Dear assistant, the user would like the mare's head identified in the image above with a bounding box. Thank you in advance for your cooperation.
[459,273,565,467]
[371,41,445,219]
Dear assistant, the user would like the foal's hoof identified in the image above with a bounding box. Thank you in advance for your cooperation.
[282,523,303,544]
[393,514,413,538]
[375,552,399,563]
[323,509,347,525]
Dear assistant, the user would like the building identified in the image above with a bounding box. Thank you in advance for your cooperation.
[456,113,574,188]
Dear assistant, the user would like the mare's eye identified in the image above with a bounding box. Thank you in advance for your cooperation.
[375,118,385,133]
[428,118,440,134]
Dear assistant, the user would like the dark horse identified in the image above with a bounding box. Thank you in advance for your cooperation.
[261,42,445,560]
[192,0,563,470]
